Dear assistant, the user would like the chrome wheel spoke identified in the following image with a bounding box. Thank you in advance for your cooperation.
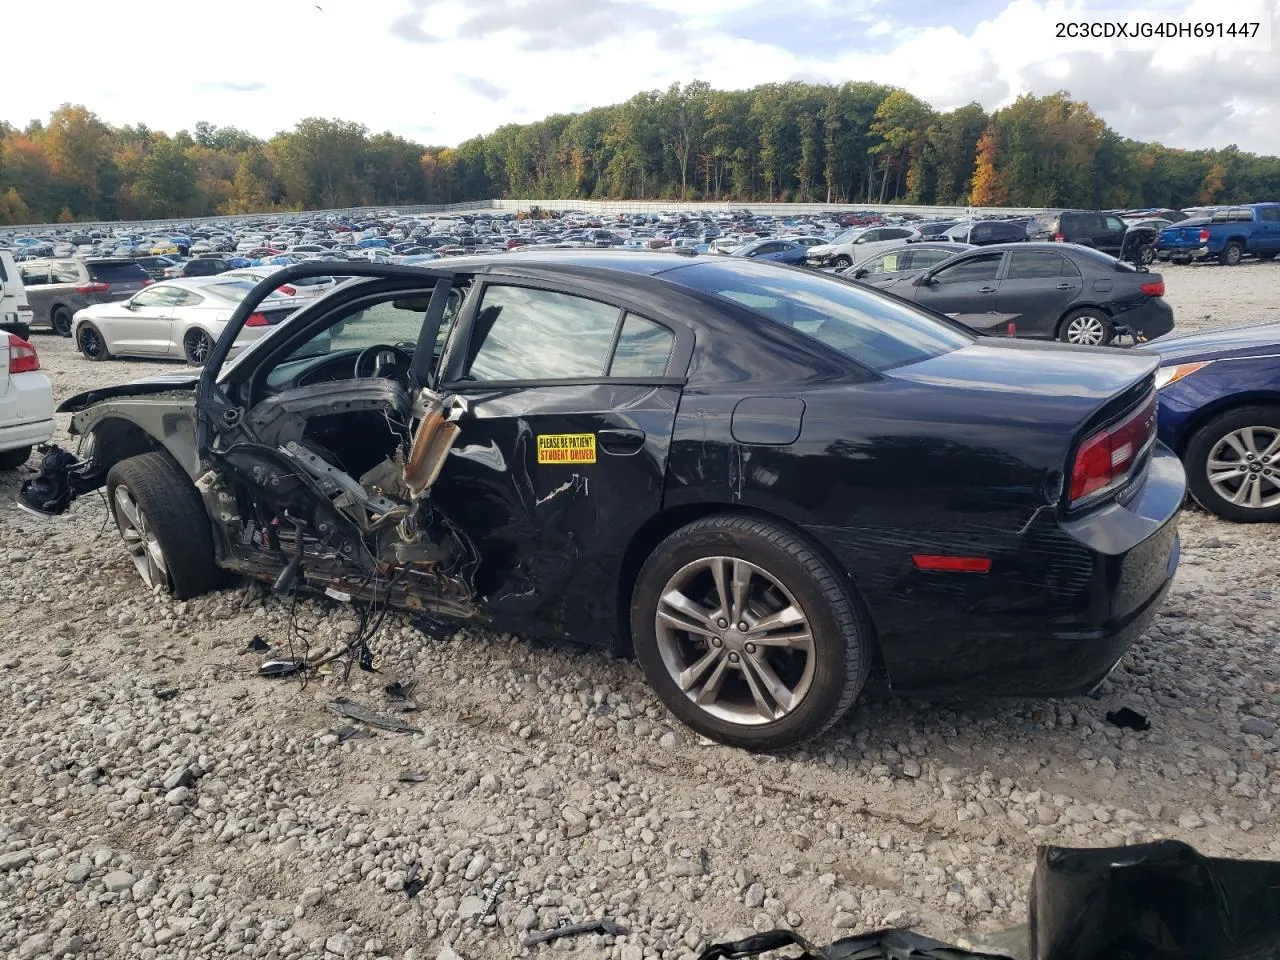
[746,604,806,636]
[694,656,731,706]
[729,560,750,624]
[1239,428,1260,456]
[743,652,796,715]
[678,646,723,692]
[659,589,718,638]
[1223,433,1250,459]
[1208,465,1246,484]
[1260,432,1280,459]
[114,488,140,528]
[748,629,812,649]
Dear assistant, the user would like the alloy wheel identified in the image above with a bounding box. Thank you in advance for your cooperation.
[1065,315,1106,345]
[1206,426,1280,510]
[186,332,212,365]
[654,556,816,726]
[113,484,170,590]
[79,328,104,358]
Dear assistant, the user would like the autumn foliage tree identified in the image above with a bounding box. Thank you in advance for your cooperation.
[970,126,1008,206]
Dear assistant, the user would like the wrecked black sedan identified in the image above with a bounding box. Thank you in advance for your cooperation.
[19,252,1184,750]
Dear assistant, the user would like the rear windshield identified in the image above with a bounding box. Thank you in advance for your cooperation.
[205,280,287,303]
[1067,246,1138,272]
[664,260,973,372]
[88,261,149,283]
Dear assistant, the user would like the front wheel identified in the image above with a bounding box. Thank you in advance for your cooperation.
[106,452,223,598]
[1219,241,1243,266]
[630,514,871,750]
[51,306,73,337]
[830,255,852,269]
[77,323,111,361]
[183,329,214,366]
[1138,244,1155,266]
[1058,309,1112,346]
[0,446,31,470]
[1184,406,1280,522]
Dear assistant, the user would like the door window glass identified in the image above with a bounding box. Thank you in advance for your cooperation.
[19,264,49,286]
[1104,216,1127,233]
[862,254,889,274]
[171,290,206,307]
[1006,251,1068,279]
[932,253,1002,283]
[131,286,181,307]
[608,314,675,377]
[909,249,955,269]
[465,285,621,381]
[1259,206,1280,222]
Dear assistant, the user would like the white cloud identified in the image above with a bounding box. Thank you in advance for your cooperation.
[2,0,1277,154]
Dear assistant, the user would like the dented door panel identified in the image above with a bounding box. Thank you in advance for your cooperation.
[432,382,681,643]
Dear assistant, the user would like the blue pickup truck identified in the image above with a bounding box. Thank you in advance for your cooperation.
[1155,202,1280,265]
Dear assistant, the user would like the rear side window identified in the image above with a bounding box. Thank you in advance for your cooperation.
[1259,207,1280,222]
[89,262,149,284]
[609,314,675,377]
[909,249,954,269]
[664,259,972,373]
[933,252,1002,283]
[1007,251,1069,279]
[19,263,49,286]
[466,285,621,381]
[52,262,81,284]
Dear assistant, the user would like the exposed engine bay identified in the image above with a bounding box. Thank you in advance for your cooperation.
[200,376,478,617]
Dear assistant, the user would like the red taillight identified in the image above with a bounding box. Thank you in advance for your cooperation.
[76,281,110,293]
[912,555,992,574]
[1052,232,1065,242]
[141,279,154,286]
[1198,229,1209,243]
[277,285,297,296]
[7,334,39,373]
[245,312,268,327]
[1140,280,1164,297]
[1069,394,1157,506]
[1007,322,1017,337]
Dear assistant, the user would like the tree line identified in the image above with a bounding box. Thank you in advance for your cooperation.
[2,84,1278,225]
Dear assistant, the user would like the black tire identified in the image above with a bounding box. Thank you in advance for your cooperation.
[1183,405,1280,523]
[1219,241,1243,266]
[105,452,223,599]
[183,329,214,366]
[1057,308,1113,346]
[831,255,852,268]
[1138,244,1155,266]
[51,306,73,337]
[630,513,872,751]
[0,446,32,470]
[77,322,111,361]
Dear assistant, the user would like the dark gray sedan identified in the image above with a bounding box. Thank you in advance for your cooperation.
[856,242,1175,345]
[841,242,972,284]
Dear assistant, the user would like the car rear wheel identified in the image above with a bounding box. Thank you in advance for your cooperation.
[1138,244,1156,266]
[0,446,32,470]
[77,323,111,361]
[630,513,871,750]
[106,452,223,598]
[1184,406,1280,523]
[183,329,214,366]
[1058,309,1112,346]
[1219,241,1244,266]
[51,306,73,337]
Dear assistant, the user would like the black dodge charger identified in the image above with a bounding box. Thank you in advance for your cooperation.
[22,251,1184,750]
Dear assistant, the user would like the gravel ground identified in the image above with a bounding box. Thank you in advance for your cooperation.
[1,260,1278,960]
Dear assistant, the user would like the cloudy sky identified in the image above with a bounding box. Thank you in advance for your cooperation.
[8,0,1278,153]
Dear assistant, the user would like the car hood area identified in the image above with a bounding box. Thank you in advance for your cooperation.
[1136,318,1280,362]
[58,372,200,413]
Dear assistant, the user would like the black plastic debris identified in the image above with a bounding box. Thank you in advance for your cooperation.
[397,771,428,783]
[524,918,627,948]
[259,658,306,678]
[403,862,425,899]
[243,635,270,654]
[1028,840,1280,960]
[698,928,1012,960]
[325,697,422,734]
[385,679,419,712]
[357,640,376,673]
[333,725,373,743]
[1104,707,1150,731]
[153,688,179,701]
[699,848,711,874]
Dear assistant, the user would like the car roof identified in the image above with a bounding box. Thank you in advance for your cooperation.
[437,248,703,277]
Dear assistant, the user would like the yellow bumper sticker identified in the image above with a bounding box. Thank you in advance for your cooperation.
[537,433,597,464]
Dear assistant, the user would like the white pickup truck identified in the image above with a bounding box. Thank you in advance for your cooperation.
[0,332,55,469]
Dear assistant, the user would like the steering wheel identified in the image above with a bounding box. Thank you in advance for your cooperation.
[354,343,415,379]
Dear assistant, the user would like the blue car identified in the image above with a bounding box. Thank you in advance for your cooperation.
[731,238,810,265]
[1140,320,1280,522]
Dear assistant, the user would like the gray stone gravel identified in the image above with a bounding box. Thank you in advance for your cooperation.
[0,262,1277,958]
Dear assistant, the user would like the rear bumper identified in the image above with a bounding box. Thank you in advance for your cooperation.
[0,371,56,452]
[1156,246,1208,261]
[1114,298,1175,340]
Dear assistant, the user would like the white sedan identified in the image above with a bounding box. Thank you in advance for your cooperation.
[221,266,340,301]
[0,333,54,470]
[805,225,922,268]
[71,277,302,366]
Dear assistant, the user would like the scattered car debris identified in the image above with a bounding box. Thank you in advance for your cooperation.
[1104,707,1151,731]
[153,688,179,701]
[332,725,373,743]
[403,862,425,899]
[243,635,270,654]
[325,696,422,734]
[385,678,419,712]
[698,847,711,874]
[396,771,428,783]
[258,657,306,678]
[697,928,1013,959]
[476,873,507,924]
[523,918,627,948]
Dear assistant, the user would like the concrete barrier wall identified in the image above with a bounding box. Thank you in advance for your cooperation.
[1,199,1050,234]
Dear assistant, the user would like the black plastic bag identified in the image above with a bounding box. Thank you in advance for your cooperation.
[697,927,1013,960]
[1029,840,1280,959]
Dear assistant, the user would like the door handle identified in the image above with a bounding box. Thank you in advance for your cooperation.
[1055,283,1072,289]
[597,428,646,455]
[977,286,996,294]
